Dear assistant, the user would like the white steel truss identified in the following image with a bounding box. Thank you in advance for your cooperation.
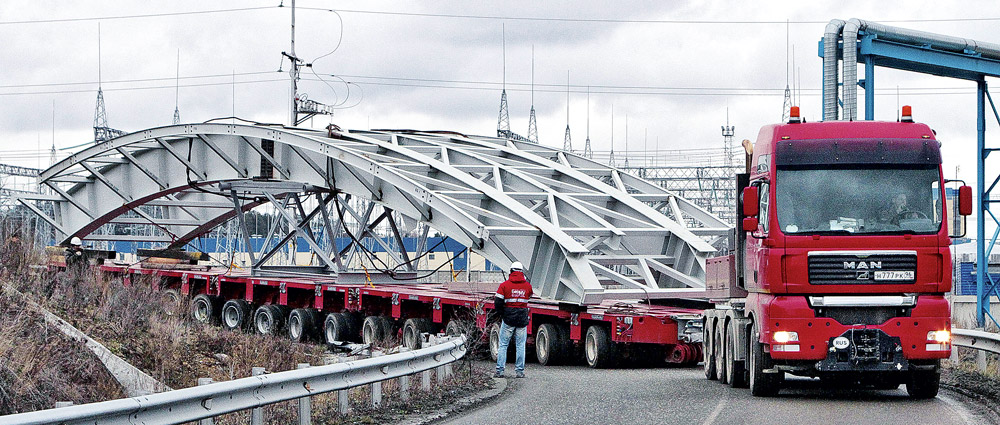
[14,124,729,304]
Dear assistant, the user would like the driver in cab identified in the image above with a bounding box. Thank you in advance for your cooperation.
[880,192,914,225]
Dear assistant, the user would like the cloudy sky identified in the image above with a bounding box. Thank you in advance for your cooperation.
[2,0,1000,188]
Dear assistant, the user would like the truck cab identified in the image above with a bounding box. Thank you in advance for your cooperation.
[703,109,971,398]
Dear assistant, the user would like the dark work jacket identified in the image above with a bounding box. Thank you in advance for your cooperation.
[494,271,533,328]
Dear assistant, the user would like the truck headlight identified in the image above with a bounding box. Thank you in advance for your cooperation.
[927,330,950,343]
[773,331,799,343]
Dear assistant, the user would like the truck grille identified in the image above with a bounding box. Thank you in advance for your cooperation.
[808,252,916,285]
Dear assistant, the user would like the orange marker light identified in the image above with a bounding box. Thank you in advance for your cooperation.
[901,105,913,122]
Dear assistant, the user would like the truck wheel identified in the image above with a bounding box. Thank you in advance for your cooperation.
[488,323,502,362]
[377,316,395,343]
[704,320,718,380]
[726,321,748,388]
[287,308,321,342]
[445,319,468,336]
[162,289,181,306]
[191,294,222,325]
[535,323,567,366]
[362,315,393,345]
[324,313,349,344]
[584,325,618,368]
[403,318,432,350]
[343,312,362,341]
[749,326,780,397]
[715,321,728,384]
[906,368,941,399]
[221,299,252,331]
[253,305,284,335]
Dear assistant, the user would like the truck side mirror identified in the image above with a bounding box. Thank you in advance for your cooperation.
[742,217,759,232]
[959,185,972,216]
[742,186,759,217]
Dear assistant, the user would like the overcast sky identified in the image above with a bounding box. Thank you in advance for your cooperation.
[3,0,1000,190]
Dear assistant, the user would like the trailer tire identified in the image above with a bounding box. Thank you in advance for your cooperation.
[191,294,222,325]
[749,325,780,397]
[363,315,393,345]
[704,320,718,380]
[906,367,940,399]
[288,308,321,342]
[584,325,617,368]
[221,299,252,331]
[324,313,350,345]
[343,312,362,341]
[535,323,567,366]
[726,321,748,388]
[377,316,395,343]
[403,318,432,350]
[445,319,468,337]
[715,321,728,384]
[253,305,284,335]
[488,323,502,362]
[162,289,181,306]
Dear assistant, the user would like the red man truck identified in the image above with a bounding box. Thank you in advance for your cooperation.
[702,106,972,398]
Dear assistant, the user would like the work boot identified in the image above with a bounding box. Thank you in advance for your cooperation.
[515,371,525,378]
[493,371,504,378]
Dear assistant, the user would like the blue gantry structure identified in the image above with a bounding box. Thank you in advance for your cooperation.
[820,18,1000,328]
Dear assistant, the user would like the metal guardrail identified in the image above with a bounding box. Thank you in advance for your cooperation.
[952,328,1000,354]
[2,334,467,425]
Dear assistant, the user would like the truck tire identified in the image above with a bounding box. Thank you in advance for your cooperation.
[288,308,321,342]
[704,320,718,380]
[726,321,748,388]
[535,323,567,366]
[906,368,940,399]
[343,312,362,341]
[584,325,618,368]
[191,294,221,325]
[162,289,181,306]
[489,322,502,362]
[403,318,432,350]
[715,321,728,384]
[221,299,252,331]
[253,305,284,335]
[363,315,392,345]
[748,326,780,397]
[324,313,349,344]
[377,316,395,343]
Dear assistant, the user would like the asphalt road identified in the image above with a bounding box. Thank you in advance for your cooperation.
[440,363,989,425]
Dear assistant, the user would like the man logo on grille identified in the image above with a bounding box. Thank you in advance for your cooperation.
[843,261,882,270]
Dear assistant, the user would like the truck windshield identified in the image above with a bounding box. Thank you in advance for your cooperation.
[775,166,942,235]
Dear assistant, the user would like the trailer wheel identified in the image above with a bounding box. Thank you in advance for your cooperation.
[445,319,467,336]
[162,289,181,306]
[221,299,252,331]
[749,325,780,397]
[377,316,395,343]
[906,366,940,399]
[704,320,717,380]
[253,305,284,335]
[715,321,728,384]
[288,308,321,342]
[324,313,350,344]
[726,321,748,388]
[488,323,502,362]
[191,294,221,325]
[402,318,432,350]
[584,325,617,368]
[362,315,392,345]
[535,323,567,366]
[343,312,362,341]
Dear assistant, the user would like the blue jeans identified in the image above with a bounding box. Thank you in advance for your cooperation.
[496,321,527,373]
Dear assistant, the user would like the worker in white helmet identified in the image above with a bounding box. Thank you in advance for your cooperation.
[65,236,88,270]
[493,261,533,378]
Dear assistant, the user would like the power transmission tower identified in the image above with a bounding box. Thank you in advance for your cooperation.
[563,71,572,152]
[722,108,735,168]
[584,87,592,158]
[497,25,510,135]
[93,23,124,142]
[527,45,538,144]
[173,49,181,125]
[608,105,615,167]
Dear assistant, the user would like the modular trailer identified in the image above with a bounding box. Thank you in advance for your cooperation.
[95,262,704,368]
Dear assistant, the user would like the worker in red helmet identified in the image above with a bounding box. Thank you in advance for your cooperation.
[493,261,533,378]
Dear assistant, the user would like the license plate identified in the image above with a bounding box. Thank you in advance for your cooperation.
[873,271,913,281]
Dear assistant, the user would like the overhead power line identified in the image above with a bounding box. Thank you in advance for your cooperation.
[3,5,1000,26]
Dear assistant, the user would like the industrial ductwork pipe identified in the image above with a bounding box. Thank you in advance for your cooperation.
[823,19,845,121]
[839,18,1000,121]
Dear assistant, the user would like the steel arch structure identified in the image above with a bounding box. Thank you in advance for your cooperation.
[14,124,728,304]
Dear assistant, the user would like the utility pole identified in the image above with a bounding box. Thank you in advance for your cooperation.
[287,0,300,126]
